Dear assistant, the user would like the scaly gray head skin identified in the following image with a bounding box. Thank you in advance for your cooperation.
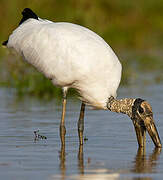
[107,97,162,148]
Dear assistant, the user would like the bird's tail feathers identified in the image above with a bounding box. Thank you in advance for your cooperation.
[19,8,38,25]
[2,40,8,46]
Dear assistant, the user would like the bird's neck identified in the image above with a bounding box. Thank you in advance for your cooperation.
[107,96,135,118]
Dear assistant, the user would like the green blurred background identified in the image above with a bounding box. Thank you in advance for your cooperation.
[0,0,163,98]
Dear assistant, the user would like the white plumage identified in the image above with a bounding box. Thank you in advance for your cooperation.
[7,10,121,109]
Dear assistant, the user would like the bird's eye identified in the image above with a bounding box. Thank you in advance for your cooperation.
[138,106,144,114]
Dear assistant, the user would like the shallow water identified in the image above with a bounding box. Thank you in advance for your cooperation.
[0,85,163,180]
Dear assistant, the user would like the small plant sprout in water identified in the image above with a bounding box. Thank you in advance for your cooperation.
[34,130,47,141]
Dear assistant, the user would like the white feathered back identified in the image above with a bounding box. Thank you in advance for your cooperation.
[7,15,122,109]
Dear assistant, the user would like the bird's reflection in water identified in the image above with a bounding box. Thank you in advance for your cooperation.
[58,145,161,180]
[59,144,84,179]
[131,147,161,179]
[59,145,66,180]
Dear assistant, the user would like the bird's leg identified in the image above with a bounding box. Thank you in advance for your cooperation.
[133,120,146,148]
[78,145,84,174]
[60,88,67,146]
[59,143,66,178]
[78,102,85,145]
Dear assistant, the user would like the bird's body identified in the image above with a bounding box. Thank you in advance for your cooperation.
[8,19,121,109]
[3,8,161,148]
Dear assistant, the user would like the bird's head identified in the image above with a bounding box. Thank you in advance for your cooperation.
[107,97,162,148]
[131,98,161,147]
[132,98,153,121]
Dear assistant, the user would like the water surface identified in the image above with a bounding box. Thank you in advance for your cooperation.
[0,85,163,180]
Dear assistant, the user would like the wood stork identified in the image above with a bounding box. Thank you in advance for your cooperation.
[3,8,161,148]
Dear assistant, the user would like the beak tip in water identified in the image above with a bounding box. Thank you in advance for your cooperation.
[146,121,162,148]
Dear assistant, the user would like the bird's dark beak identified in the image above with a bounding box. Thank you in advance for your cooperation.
[144,116,162,148]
